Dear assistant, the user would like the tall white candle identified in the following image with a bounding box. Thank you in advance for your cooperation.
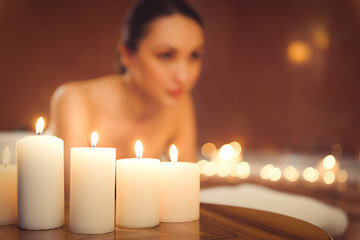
[116,140,160,228]
[0,147,17,225]
[16,117,64,230]
[159,145,200,222]
[70,131,115,234]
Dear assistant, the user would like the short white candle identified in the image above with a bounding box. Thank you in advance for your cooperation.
[16,117,64,230]
[116,140,160,228]
[70,131,116,234]
[159,145,200,222]
[0,147,17,225]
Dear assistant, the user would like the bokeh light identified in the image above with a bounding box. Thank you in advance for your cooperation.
[217,163,231,177]
[269,167,282,181]
[303,167,319,182]
[260,164,274,180]
[219,144,234,161]
[312,28,330,50]
[197,160,208,175]
[229,163,238,177]
[287,41,312,64]
[337,170,348,183]
[331,144,343,158]
[323,171,335,185]
[322,155,336,170]
[230,141,242,157]
[201,142,217,158]
[284,166,299,182]
[236,162,250,179]
[203,162,217,176]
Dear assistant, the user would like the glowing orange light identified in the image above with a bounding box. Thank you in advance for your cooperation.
[287,41,312,64]
[312,28,330,50]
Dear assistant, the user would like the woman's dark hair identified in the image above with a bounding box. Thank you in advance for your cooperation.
[122,0,204,53]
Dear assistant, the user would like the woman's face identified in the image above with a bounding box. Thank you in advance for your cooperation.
[125,14,204,106]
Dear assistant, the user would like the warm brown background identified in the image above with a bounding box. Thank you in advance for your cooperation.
[1,0,359,155]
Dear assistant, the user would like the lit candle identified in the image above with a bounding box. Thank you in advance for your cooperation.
[70,131,116,234]
[116,140,160,228]
[159,144,200,222]
[16,117,64,230]
[0,146,17,225]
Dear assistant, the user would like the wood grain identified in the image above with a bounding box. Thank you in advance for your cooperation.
[0,203,332,240]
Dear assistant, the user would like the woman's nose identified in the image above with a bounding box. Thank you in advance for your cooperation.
[174,61,188,84]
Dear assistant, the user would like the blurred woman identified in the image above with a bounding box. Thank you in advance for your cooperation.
[49,0,204,198]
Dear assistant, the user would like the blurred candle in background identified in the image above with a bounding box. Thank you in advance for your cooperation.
[16,117,64,230]
[159,144,200,222]
[70,131,116,234]
[0,146,17,225]
[116,140,160,228]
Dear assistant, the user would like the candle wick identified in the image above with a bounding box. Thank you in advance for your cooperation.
[36,132,41,136]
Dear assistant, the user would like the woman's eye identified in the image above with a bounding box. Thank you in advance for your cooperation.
[157,52,172,60]
[190,51,202,60]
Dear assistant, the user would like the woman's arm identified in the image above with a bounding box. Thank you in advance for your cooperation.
[49,82,91,200]
[172,95,198,163]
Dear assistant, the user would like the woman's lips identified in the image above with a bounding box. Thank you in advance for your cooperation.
[168,88,184,97]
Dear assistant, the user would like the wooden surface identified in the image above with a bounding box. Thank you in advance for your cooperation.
[0,203,332,240]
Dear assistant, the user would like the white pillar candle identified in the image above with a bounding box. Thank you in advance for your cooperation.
[159,145,200,222]
[70,131,115,234]
[116,140,160,228]
[16,117,64,230]
[0,147,17,225]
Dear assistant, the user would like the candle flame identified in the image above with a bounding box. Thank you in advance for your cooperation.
[170,144,178,163]
[36,117,45,135]
[135,140,143,159]
[91,131,98,147]
[2,146,10,168]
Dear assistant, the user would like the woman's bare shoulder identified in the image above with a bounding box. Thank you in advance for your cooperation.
[51,75,122,107]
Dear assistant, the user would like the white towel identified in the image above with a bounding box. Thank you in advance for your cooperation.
[200,183,348,238]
